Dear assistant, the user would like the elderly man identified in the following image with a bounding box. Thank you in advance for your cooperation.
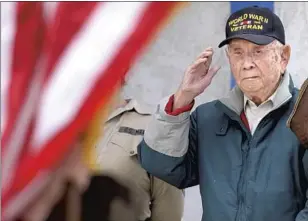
[138,6,308,221]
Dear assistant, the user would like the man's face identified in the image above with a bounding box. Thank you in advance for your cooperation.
[226,39,290,103]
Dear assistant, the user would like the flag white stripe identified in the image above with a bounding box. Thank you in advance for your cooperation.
[43,2,59,26]
[4,172,51,221]
[32,2,150,149]
[1,57,46,195]
[1,2,47,198]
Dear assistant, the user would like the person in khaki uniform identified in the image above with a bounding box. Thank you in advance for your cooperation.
[96,95,184,221]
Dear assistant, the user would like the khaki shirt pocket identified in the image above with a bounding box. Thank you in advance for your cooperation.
[109,129,144,156]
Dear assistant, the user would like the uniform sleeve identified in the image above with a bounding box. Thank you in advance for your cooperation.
[149,176,184,221]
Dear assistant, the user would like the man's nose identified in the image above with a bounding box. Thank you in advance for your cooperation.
[242,54,255,70]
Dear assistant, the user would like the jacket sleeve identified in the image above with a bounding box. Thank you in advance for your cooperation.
[296,149,308,220]
[137,96,199,189]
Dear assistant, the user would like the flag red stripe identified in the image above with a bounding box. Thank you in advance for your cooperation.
[1,2,46,203]
[44,2,99,82]
[1,2,45,154]
[2,1,180,213]
[4,2,99,201]
[1,2,98,207]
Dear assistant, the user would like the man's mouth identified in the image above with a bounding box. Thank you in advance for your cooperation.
[244,76,259,80]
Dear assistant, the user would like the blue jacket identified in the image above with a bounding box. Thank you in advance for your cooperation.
[138,74,308,221]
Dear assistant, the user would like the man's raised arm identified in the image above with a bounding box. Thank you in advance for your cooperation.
[138,47,220,189]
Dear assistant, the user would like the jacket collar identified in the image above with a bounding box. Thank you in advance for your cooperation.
[219,72,294,115]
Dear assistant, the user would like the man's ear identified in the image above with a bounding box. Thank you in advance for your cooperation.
[281,44,291,73]
[225,47,231,60]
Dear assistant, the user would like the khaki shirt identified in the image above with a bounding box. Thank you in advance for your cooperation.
[96,99,184,221]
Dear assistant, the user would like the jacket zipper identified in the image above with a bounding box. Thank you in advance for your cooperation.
[235,120,251,221]
[236,114,271,221]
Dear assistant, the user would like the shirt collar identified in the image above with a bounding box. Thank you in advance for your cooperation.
[244,90,276,111]
[243,73,292,111]
[219,72,293,115]
[106,99,154,122]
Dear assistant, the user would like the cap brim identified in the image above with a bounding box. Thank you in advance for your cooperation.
[218,34,275,48]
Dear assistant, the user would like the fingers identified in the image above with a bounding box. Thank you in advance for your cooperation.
[194,51,213,66]
[203,66,221,81]
[196,65,221,92]
[197,47,214,59]
[189,47,217,77]
[192,53,213,71]
[204,54,212,72]
[195,57,207,65]
[194,47,214,69]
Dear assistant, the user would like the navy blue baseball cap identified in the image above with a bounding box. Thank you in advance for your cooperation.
[218,6,285,48]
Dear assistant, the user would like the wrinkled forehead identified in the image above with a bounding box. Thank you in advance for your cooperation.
[228,38,278,49]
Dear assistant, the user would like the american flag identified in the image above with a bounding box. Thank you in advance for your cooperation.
[1,2,184,220]
[240,20,252,25]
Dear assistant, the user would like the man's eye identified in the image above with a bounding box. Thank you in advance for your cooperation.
[234,51,242,55]
[255,49,263,54]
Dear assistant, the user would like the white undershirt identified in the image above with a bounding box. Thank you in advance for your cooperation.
[244,91,277,134]
[242,74,292,135]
